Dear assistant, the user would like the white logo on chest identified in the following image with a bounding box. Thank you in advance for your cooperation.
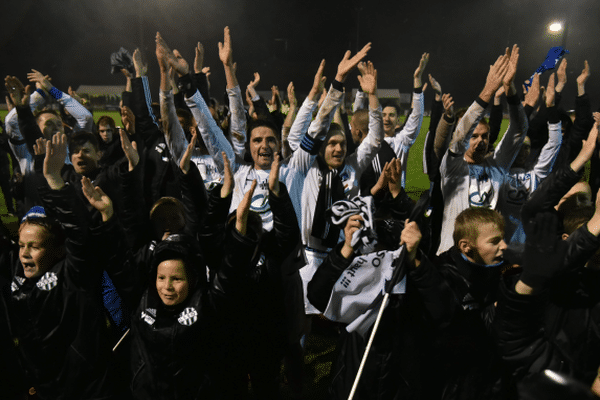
[11,276,25,292]
[141,308,156,326]
[178,307,198,326]
[36,272,58,291]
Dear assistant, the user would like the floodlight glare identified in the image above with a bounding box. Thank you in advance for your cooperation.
[549,22,563,32]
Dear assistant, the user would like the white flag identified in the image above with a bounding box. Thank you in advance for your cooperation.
[323,246,406,337]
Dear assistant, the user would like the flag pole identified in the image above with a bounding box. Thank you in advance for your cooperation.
[113,328,130,352]
[348,291,390,400]
[347,191,430,400]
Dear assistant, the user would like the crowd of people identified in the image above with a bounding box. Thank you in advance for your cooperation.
[1,25,600,400]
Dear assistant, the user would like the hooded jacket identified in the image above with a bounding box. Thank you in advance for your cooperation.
[0,184,126,400]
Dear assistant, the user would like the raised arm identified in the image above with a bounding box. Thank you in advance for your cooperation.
[130,49,161,147]
[178,134,209,237]
[492,47,528,172]
[219,26,246,156]
[27,69,93,131]
[5,76,41,159]
[184,89,235,173]
[532,73,562,181]
[287,60,325,152]
[281,81,298,159]
[156,32,189,165]
[289,44,371,172]
[353,61,383,172]
[521,123,597,224]
[433,93,455,163]
[448,52,509,156]
[266,154,300,258]
[387,54,428,157]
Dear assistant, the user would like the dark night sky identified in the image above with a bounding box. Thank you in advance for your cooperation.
[1,0,599,110]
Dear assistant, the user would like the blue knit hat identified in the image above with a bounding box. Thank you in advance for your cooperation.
[21,206,47,224]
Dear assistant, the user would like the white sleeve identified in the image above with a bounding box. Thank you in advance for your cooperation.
[159,89,188,166]
[352,90,368,113]
[387,91,424,155]
[354,105,384,172]
[287,85,342,174]
[226,85,247,157]
[448,100,486,156]
[533,121,562,180]
[306,85,343,140]
[287,96,317,152]
[493,100,528,171]
[48,87,93,131]
[185,90,235,173]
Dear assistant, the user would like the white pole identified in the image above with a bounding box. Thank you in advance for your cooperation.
[347,292,390,400]
[113,328,130,352]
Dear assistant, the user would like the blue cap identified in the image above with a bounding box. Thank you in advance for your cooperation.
[21,206,47,224]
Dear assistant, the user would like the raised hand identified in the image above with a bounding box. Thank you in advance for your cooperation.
[155,32,172,71]
[121,105,135,134]
[357,61,368,76]
[43,133,68,190]
[221,151,233,198]
[132,48,147,77]
[194,42,204,74]
[386,158,402,198]
[68,86,86,105]
[33,137,48,156]
[249,72,260,89]
[5,95,13,112]
[413,52,429,88]
[27,69,52,91]
[503,44,520,95]
[545,73,556,108]
[168,67,179,94]
[371,160,391,196]
[236,180,257,235]
[4,76,30,108]
[179,133,196,174]
[270,85,281,110]
[218,26,233,66]
[120,129,139,172]
[593,111,600,127]
[400,219,422,265]
[287,81,297,108]
[523,73,541,108]
[357,61,377,95]
[120,68,132,80]
[81,176,114,222]
[268,152,281,197]
[494,85,505,103]
[555,58,567,92]
[571,121,599,173]
[482,53,509,101]
[577,60,590,96]
[428,74,442,100]
[317,88,327,109]
[442,93,455,118]
[341,214,363,258]
[245,87,253,106]
[335,42,372,83]
[309,59,326,100]
[170,49,190,76]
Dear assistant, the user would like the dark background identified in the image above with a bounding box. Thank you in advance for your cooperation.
[1,0,599,109]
